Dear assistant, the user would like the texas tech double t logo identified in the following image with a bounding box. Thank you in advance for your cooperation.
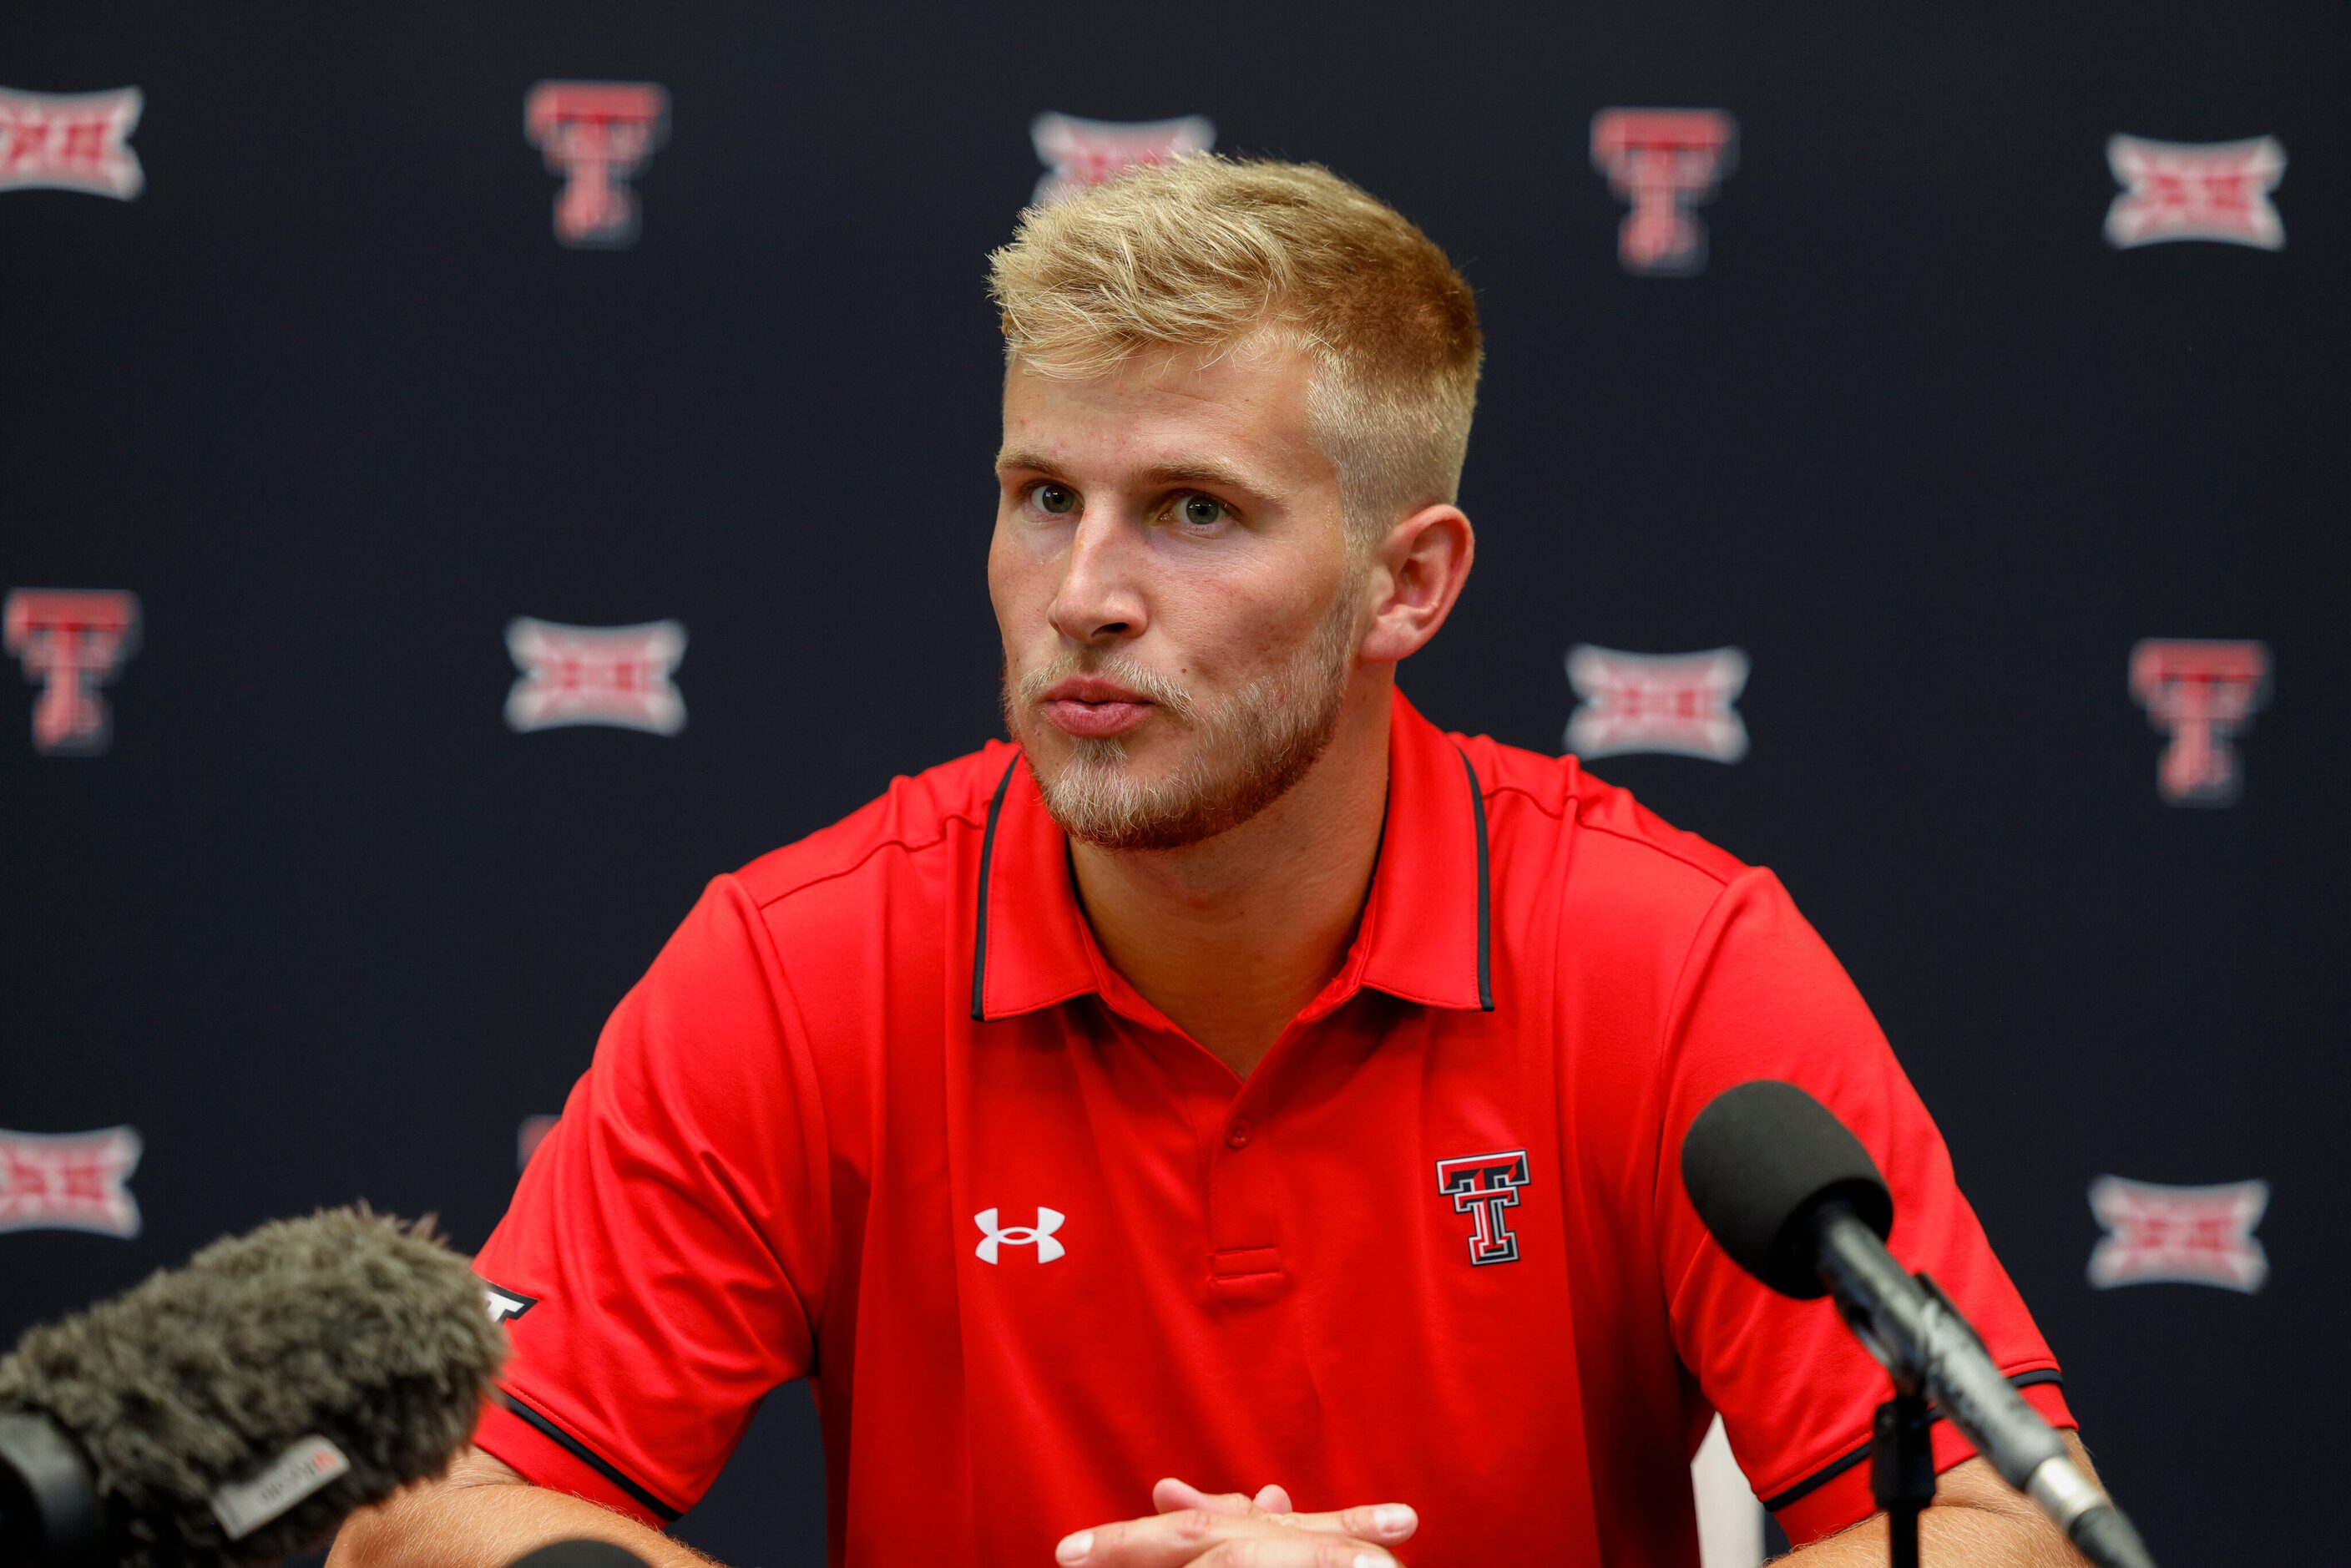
[1590,109,1737,276]
[1435,1150,1530,1266]
[525,81,668,247]
[2129,639,2269,806]
[5,589,141,755]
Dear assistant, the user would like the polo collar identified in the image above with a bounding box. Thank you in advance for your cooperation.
[971,686,1494,1024]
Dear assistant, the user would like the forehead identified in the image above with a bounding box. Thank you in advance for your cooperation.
[998,341,1332,491]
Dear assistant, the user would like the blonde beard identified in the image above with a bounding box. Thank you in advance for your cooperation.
[1003,588,1362,852]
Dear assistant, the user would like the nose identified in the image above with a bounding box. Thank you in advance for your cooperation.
[1046,510,1148,647]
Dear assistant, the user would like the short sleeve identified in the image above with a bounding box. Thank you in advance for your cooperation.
[1653,869,2071,1547]
[470,874,832,1526]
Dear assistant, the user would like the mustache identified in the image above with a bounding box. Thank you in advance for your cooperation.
[1011,650,1199,726]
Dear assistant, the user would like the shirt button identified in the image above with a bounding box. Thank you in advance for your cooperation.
[1225,1118,1253,1150]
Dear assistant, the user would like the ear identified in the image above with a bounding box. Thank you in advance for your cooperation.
[1358,503,1474,664]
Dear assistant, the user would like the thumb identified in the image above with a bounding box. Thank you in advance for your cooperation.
[1252,1484,1295,1515]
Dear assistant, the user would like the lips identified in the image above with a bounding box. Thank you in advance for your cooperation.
[1039,676,1155,738]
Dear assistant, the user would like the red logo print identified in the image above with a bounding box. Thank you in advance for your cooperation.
[0,88,144,199]
[1565,645,1749,763]
[0,1127,144,1237]
[505,617,686,735]
[2105,135,2286,250]
[1435,1150,1531,1266]
[5,589,142,755]
[1029,112,1215,206]
[2129,639,2269,806]
[1590,109,1737,275]
[2088,1176,2268,1292]
[525,81,668,246]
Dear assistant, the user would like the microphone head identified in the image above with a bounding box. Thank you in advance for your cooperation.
[1680,1080,1894,1299]
[508,1542,658,1568]
[0,1205,507,1568]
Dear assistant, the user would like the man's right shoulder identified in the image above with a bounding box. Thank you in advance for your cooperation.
[728,738,1022,923]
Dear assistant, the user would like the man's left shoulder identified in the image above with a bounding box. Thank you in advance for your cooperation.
[1452,727,1756,942]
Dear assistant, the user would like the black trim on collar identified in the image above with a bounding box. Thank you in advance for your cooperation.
[1453,746,1494,1011]
[969,754,1022,1022]
[1758,1369,2065,1514]
[493,1389,682,1522]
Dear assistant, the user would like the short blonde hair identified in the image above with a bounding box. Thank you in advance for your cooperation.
[988,156,1482,540]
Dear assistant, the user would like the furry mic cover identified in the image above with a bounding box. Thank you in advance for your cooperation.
[0,1206,507,1566]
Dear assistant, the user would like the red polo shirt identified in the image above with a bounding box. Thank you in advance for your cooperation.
[471,687,2070,1564]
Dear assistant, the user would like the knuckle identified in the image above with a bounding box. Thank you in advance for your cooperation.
[1170,1508,1223,1543]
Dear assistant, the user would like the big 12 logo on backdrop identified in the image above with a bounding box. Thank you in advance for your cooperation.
[2105,134,2286,250]
[1029,112,1215,207]
[505,617,687,735]
[2088,1176,2268,1292]
[1564,644,1749,763]
[0,88,144,198]
[0,1127,144,1237]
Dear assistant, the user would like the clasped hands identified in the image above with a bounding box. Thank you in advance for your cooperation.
[1054,1477,1417,1566]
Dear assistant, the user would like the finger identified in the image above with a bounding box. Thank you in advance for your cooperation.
[1192,1538,1400,1568]
[1152,1477,1259,1517]
[1251,1484,1293,1515]
[1059,1510,1388,1568]
[1257,1503,1417,1545]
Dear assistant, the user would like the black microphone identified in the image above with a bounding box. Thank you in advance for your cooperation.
[507,1543,655,1568]
[0,1206,507,1568]
[1680,1080,2157,1568]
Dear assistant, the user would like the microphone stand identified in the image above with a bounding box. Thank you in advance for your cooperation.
[1871,1391,1934,1568]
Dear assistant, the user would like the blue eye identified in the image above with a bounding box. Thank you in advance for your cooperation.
[1034,483,1077,515]
[1180,494,1227,527]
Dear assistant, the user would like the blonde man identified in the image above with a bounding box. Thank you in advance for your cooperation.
[336,158,2097,1567]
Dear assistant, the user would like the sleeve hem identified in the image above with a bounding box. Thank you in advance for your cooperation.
[475,1388,685,1529]
[1769,1371,2074,1547]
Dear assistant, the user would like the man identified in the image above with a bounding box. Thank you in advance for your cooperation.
[334,157,2097,1566]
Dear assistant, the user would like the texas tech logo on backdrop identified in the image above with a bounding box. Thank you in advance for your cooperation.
[2088,1176,2268,1292]
[1565,645,1749,762]
[505,617,686,734]
[525,82,668,246]
[1435,1150,1530,1266]
[1030,112,1214,206]
[2105,135,2286,250]
[0,1127,144,1237]
[5,589,141,756]
[0,89,144,199]
[1590,109,1737,275]
[2129,639,2268,806]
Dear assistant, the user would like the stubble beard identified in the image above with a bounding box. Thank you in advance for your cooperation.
[1003,584,1363,852]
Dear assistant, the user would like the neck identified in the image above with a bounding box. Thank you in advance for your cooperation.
[1069,673,1395,1081]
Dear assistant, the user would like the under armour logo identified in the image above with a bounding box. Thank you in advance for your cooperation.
[1435,1150,1529,1266]
[974,1206,1065,1264]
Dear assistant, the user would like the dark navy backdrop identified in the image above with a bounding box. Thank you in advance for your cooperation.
[4,3,2344,1562]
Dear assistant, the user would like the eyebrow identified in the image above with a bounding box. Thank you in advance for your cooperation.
[993,449,1282,503]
